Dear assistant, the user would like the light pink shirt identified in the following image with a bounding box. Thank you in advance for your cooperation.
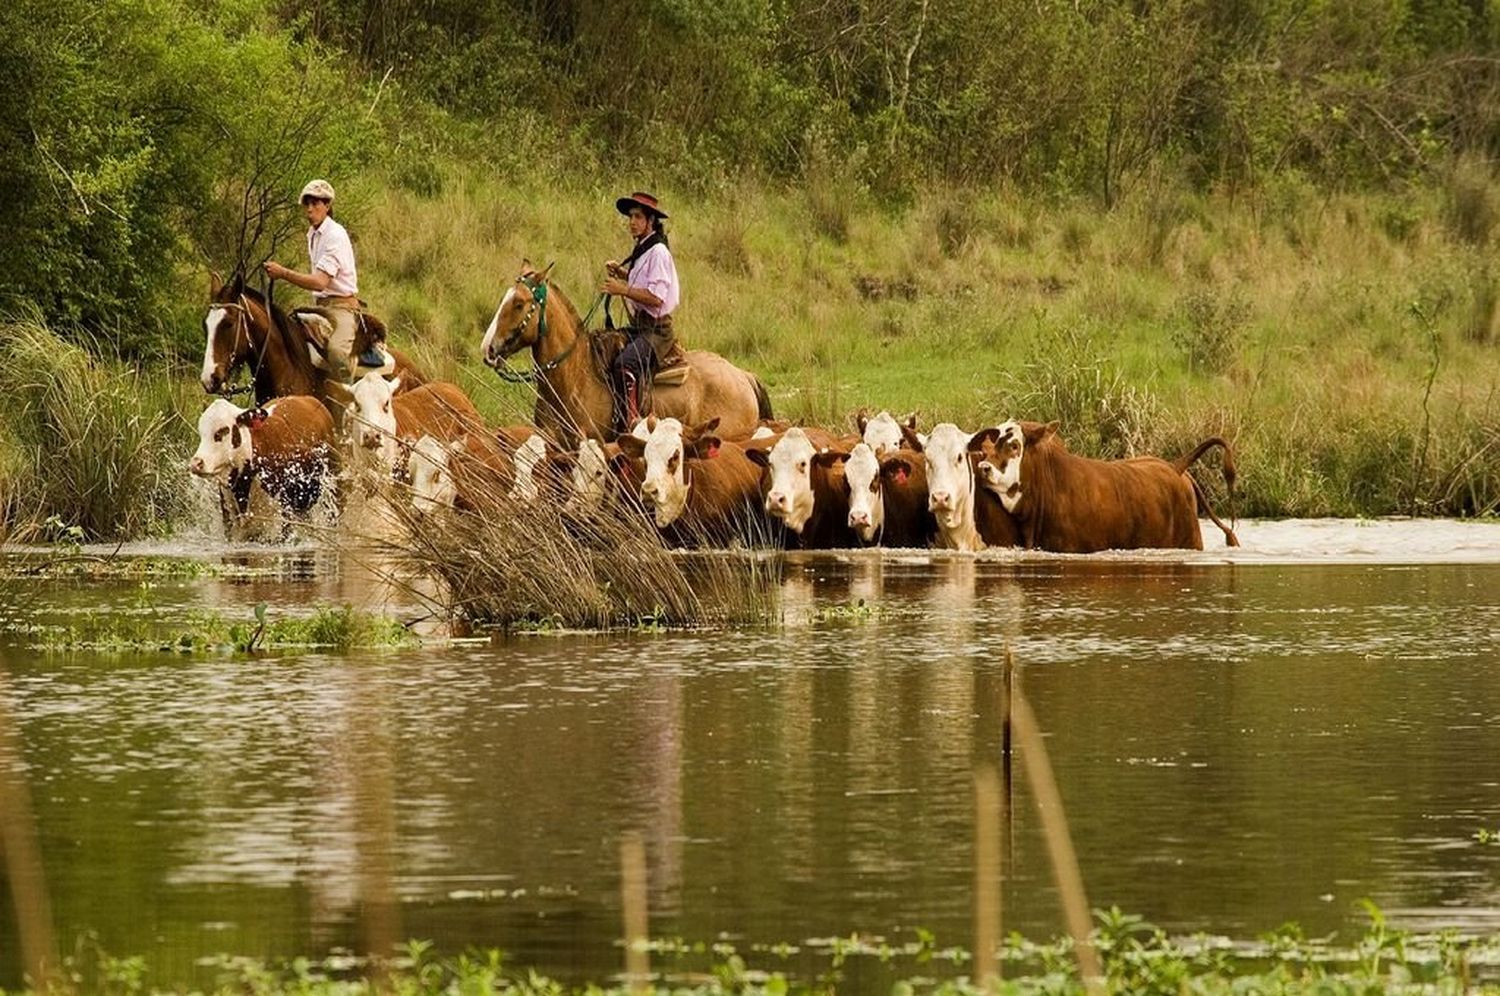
[307,216,358,298]
[626,242,678,320]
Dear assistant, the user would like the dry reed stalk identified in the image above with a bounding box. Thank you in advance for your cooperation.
[1011,687,1103,991]
[0,669,58,989]
[346,416,781,631]
[353,675,400,984]
[620,832,650,993]
[973,763,1002,991]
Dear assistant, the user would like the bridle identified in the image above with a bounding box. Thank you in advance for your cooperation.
[207,299,263,399]
[487,269,599,384]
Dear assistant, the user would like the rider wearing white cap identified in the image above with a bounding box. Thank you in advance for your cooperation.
[264,179,383,377]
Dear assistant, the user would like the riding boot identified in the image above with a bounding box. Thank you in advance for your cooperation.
[623,371,642,427]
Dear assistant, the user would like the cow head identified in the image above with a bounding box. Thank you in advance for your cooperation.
[508,434,550,503]
[350,373,401,462]
[841,442,915,543]
[744,427,843,534]
[972,420,1054,512]
[924,422,986,532]
[619,417,721,527]
[189,398,256,480]
[481,262,550,367]
[408,435,458,513]
[201,271,250,394]
[859,410,906,457]
[561,437,613,512]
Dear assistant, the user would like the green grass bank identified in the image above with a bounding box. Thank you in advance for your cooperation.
[6,172,1500,540]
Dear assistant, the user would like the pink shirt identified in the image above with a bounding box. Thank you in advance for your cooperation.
[307,217,358,298]
[626,242,678,320]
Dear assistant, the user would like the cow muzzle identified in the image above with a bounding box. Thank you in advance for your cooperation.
[929,490,952,511]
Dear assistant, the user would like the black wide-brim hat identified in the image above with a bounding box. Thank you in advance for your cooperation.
[615,191,669,220]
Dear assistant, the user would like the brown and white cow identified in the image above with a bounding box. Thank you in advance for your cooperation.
[856,409,925,457]
[409,427,546,513]
[349,373,483,474]
[189,396,339,540]
[743,427,859,549]
[614,417,765,545]
[922,423,1021,552]
[838,443,937,547]
[971,420,1240,552]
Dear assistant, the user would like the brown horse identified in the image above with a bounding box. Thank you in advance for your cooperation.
[479,267,772,447]
[200,272,425,412]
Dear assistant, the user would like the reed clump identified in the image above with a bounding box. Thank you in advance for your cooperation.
[372,451,781,633]
[0,314,186,542]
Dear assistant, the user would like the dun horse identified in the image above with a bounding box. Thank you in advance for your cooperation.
[480,268,772,446]
[200,272,425,414]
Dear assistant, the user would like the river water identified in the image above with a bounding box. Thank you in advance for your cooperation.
[1,518,1498,987]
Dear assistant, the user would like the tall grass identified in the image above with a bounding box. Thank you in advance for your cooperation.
[365,436,781,631]
[0,314,187,541]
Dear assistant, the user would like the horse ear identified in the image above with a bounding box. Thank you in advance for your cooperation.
[209,270,224,297]
[521,257,534,273]
[227,271,244,298]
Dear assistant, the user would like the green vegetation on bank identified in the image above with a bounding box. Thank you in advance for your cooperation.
[10,601,415,653]
[14,907,1500,994]
[2,0,1500,539]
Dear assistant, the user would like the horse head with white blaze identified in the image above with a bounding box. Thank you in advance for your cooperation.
[480,263,554,368]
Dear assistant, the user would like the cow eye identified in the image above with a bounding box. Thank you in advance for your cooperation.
[870,479,879,492]
[796,461,807,473]
[383,402,391,413]
[214,427,227,441]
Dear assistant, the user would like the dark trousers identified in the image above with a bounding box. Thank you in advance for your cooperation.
[612,334,658,429]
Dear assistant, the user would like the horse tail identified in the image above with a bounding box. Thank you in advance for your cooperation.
[752,376,773,420]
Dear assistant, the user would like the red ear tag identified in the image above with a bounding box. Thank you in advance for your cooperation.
[706,442,720,459]
[893,466,909,485]
[247,409,269,429]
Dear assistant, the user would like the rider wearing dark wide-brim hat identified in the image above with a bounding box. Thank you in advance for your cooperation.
[601,191,679,429]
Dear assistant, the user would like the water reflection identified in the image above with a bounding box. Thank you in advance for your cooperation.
[1,534,1499,988]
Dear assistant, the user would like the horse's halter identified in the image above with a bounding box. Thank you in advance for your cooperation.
[488,267,583,384]
[489,273,550,363]
[207,298,265,398]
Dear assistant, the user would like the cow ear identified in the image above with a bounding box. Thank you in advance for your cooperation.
[550,452,576,475]
[745,446,770,467]
[899,423,924,452]
[902,411,919,430]
[812,449,850,468]
[967,426,1001,452]
[616,434,646,460]
[690,416,721,437]
[387,375,402,395]
[1024,421,1057,445]
[882,457,913,486]
[855,408,870,433]
[690,435,722,460]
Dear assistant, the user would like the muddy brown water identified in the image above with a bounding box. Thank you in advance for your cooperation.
[1,519,1498,987]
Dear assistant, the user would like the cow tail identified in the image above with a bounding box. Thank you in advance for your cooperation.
[752,376,774,420]
[1174,435,1238,526]
[1190,475,1240,548]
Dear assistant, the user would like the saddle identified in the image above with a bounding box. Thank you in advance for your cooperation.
[292,307,396,376]
[589,330,691,388]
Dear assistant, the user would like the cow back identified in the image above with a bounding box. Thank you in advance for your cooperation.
[393,382,484,443]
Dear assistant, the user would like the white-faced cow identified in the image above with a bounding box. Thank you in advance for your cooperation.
[839,442,937,547]
[189,396,339,541]
[349,373,483,475]
[743,427,858,549]
[922,423,1021,552]
[970,420,1240,552]
[614,417,764,545]
[408,425,540,514]
[856,409,924,457]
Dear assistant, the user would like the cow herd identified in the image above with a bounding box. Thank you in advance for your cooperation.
[188,375,1240,553]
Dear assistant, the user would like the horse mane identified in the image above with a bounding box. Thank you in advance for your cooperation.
[239,285,316,377]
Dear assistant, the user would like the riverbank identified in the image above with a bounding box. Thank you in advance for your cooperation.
[3,180,1500,541]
